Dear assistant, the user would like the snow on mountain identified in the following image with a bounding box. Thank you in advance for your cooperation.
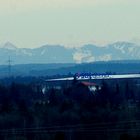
[0,41,140,64]
[21,49,33,57]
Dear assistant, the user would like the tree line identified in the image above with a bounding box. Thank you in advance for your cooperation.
[0,78,140,139]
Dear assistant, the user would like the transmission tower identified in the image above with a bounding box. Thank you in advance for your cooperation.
[7,57,12,77]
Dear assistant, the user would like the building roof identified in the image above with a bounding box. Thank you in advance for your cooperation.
[81,81,97,86]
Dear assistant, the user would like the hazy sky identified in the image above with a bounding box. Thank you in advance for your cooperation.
[0,0,140,48]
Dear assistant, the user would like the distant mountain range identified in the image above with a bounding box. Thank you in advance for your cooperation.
[0,41,140,64]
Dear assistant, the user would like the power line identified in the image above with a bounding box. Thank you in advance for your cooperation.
[1,120,140,135]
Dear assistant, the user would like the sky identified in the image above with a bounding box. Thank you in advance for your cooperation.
[0,0,140,48]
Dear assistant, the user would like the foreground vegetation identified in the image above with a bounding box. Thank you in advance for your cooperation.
[0,78,140,139]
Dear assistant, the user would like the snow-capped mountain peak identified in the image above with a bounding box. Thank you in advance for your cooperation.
[2,42,17,50]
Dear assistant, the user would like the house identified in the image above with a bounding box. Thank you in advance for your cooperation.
[80,81,101,92]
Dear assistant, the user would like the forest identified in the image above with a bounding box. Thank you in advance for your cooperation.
[0,78,140,139]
